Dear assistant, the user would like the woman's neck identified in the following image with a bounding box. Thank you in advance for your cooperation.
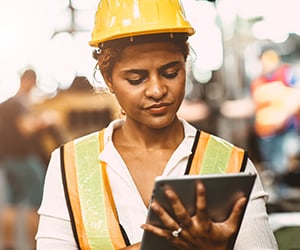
[113,117,184,150]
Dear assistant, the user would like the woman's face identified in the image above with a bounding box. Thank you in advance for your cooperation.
[104,42,186,129]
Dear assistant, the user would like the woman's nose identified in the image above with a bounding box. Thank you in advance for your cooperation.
[144,76,167,99]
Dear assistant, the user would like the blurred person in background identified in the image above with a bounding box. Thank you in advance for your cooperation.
[221,46,300,201]
[0,69,65,249]
[36,0,277,249]
[251,47,300,187]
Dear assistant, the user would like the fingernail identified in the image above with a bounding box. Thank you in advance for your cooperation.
[165,188,173,197]
[240,198,247,207]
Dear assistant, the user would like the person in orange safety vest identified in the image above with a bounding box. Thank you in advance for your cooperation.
[251,47,300,175]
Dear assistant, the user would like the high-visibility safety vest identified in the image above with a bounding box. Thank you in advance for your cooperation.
[61,129,247,250]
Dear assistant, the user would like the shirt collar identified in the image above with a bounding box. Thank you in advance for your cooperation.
[99,118,197,163]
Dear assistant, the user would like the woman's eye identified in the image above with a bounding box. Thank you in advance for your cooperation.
[161,69,179,79]
[126,77,146,85]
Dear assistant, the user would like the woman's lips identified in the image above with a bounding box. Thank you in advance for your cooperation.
[146,103,170,114]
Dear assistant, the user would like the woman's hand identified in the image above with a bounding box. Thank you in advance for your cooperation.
[141,182,247,250]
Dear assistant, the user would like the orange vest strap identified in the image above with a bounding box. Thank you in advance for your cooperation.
[61,142,91,250]
[98,130,128,249]
[186,130,247,175]
[61,131,126,250]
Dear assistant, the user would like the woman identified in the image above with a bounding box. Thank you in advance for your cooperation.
[36,0,278,249]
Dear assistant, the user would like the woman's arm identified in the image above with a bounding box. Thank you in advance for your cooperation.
[36,215,78,250]
[36,149,78,249]
[234,160,278,249]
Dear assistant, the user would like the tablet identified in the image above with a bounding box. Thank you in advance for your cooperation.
[140,173,257,250]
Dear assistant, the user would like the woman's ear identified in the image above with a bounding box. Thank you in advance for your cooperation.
[103,74,114,93]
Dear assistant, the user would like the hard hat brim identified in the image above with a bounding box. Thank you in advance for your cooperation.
[89,28,195,47]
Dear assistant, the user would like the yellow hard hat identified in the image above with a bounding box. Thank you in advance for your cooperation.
[89,0,195,47]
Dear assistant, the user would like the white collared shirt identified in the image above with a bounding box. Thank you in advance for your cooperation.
[36,119,278,249]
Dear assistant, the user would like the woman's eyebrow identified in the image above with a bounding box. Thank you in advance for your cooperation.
[122,69,148,75]
[159,61,180,72]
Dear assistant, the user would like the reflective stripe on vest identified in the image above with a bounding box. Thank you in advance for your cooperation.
[188,130,246,175]
[61,130,126,250]
[61,129,246,249]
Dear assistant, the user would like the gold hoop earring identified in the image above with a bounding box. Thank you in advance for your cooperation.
[119,109,126,119]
